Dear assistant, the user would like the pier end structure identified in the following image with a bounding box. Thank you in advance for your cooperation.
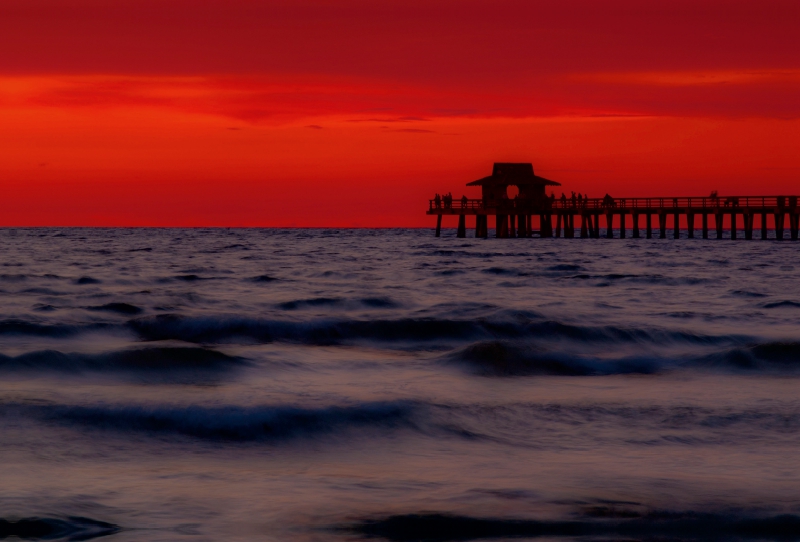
[428,163,800,239]
[429,162,561,238]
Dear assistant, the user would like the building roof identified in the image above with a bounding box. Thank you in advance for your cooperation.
[466,162,560,187]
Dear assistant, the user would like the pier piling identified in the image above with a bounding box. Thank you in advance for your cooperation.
[457,214,466,238]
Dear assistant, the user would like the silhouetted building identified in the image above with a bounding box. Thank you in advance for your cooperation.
[467,163,560,206]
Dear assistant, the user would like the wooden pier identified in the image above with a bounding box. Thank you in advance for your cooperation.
[428,163,800,240]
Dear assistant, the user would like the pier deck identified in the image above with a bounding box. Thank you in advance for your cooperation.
[428,196,800,240]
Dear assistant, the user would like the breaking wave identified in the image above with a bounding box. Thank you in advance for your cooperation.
[126,314,741,347]
[0,346,245,373]
[13,399,800,447]
[447,340,658,376]
[0,516,119,541]
[25,401,415,442]
[343,511,800,541]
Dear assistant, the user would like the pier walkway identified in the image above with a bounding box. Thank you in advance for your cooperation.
[428,164,800,240]
[428,195,800,239]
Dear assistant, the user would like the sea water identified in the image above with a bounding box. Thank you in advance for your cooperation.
[1,228,800,541]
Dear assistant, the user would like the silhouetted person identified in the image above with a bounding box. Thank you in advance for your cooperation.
[560,193,567,207]
[434,193,441,208]
[461,195,468,207]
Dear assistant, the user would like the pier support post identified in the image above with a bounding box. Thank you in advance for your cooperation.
[658,212,667,239]
[526,215,533,238]
[474,215,482,238]
[632,213,640,238]
[566,214,574,238]
[593,213,601,237]
[435,215,442,237]
[673,212,680,239]
[496,214,507,238]
[555,214,562,238]
[516,214,526,238]
[606,212,614,239]
[761,213,768,240]
[580,214,589,238]
[457,214,466,238]
[646,213,652,239]
[791,213,799,240]
[775,213,785,240]
[687,214,695,238]
[620,213,626,239]
[541,214,552,237]
[508,214,516,238]
[702,213,708,239]
[715,213,724,239]
[731,213,737,240]
[744,213,753,240]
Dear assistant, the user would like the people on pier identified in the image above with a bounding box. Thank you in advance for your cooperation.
[560,193,567,206]
[434,193,441,208]
[577,193,583,206]
[602,193,616,208]
[461,195,468,207]
[443,193,452,209]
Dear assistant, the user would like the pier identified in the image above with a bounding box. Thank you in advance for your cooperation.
[428,163,800,240]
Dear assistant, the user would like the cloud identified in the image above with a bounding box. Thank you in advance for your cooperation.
[2,70,800,125]
[392,128,435,133]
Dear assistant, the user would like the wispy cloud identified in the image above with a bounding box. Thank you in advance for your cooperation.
[2,70,799,125]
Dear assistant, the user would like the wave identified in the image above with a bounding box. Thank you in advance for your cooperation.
[0,516,119,541]
[564,273,715,286]
[0,346,245,373]
[450,339,800,377]
[697,342,800,371]
[11,399,800,446]
[0,312,748,351]
[27,401,414,442]
[127,314,504,344]
[250,274,278,282]
[763,300,800,309]
[343,511,800,541]
[0,319,112,338]
[447,341,658,376]
[85,303,143,315]
[127,314,739,347]
[278,297,400,310]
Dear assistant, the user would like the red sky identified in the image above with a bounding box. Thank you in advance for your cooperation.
[1,0,799,226]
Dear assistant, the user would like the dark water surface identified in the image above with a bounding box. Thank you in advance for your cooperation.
[2,228,800,541]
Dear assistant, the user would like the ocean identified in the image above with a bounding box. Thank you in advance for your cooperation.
[2,227,800,541]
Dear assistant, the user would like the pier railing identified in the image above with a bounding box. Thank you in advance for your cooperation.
[429,196,800,212]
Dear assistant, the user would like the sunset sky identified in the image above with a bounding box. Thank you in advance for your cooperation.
[2,0,799,226]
